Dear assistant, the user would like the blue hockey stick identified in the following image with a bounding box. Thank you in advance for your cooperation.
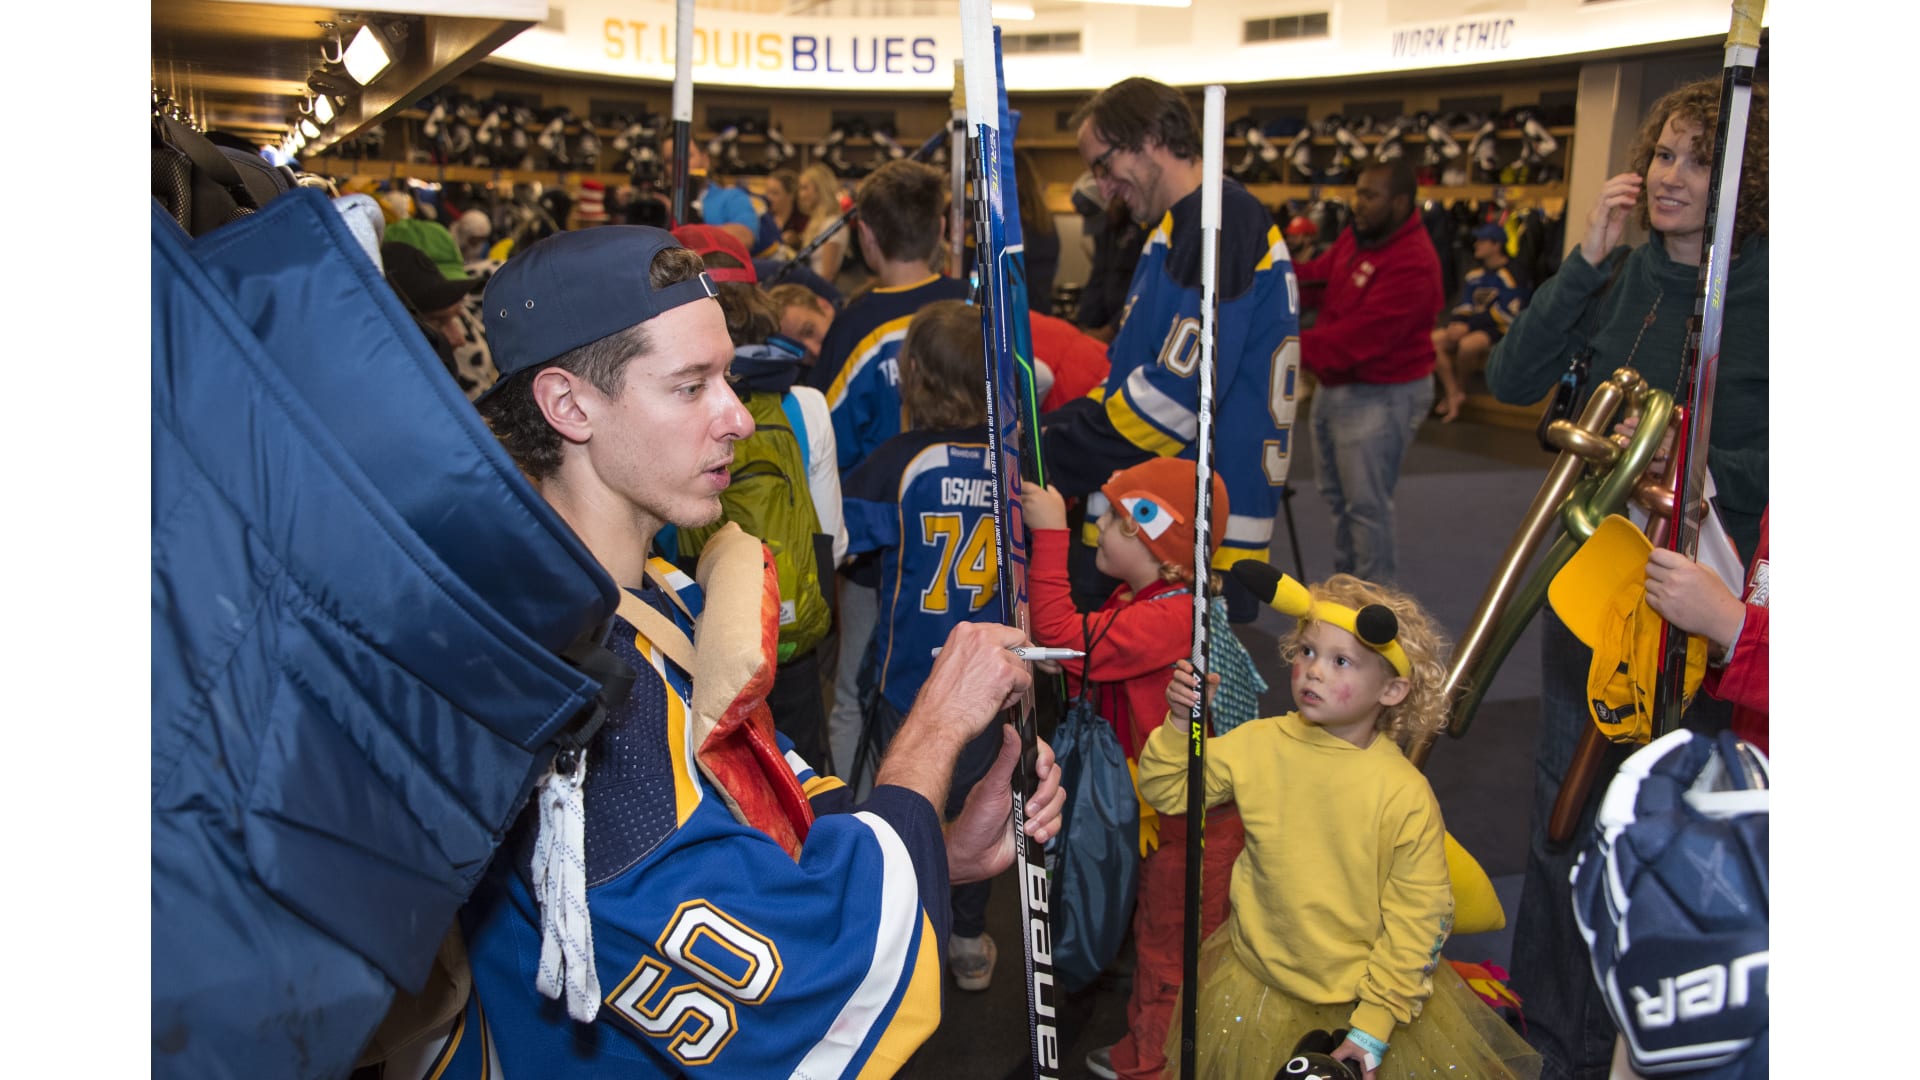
[960,5,1058,1076]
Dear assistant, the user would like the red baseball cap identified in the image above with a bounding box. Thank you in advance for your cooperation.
[671,224,757,283]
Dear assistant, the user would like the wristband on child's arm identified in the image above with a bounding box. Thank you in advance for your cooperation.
[1344,1028,1388,1072]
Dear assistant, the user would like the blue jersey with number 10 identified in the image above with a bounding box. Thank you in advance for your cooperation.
[1044,179,1300,570]
[843,426,1001,714]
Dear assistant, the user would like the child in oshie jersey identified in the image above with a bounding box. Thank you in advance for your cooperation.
[1145,573,1541,1080]
[1020,458,1249,1080]
[672,229,845,770]
[839,298,1008,993]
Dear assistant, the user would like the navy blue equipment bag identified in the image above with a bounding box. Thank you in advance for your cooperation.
[152,190,619,1080]
[1046,693,1141,994]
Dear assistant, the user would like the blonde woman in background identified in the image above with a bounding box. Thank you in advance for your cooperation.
[796,163,849,282]
[766,168,808,251]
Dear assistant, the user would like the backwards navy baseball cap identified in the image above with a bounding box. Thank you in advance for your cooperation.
[1472,223,1507,244]
[479,226,719,399]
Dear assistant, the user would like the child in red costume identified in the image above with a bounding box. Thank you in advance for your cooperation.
[1021,458,1244,1080]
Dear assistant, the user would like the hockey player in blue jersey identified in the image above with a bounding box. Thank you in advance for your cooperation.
[1432,222,1529,422]
[841,299,1009,995]
[1043,77,1302,621]
[411,226,1064,1079]
[806,158,968,472]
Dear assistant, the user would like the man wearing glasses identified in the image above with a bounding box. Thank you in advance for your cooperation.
[1043,76,1301,626]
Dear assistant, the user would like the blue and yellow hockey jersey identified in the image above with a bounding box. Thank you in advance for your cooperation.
[433,561,954,1078]
[1044,179,1300,570]
[842,426,1001,715]
[1448,264,1529,341]
[805,274,970,472]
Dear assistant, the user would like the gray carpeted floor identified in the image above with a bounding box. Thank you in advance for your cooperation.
[906,413,1562,1079]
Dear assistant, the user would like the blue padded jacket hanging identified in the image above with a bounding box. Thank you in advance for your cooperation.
[152,190,617,1080]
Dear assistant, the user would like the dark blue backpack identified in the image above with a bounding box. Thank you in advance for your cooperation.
[1046,693,1142,994]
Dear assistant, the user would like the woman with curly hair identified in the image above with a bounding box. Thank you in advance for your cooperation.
[1484,74,1768,1079]
[1487,75,1768,557]
[1138,574,1540,1080]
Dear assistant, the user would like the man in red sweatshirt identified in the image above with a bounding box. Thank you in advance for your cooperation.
[1294,158,1445,584]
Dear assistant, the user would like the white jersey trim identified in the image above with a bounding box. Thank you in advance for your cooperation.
[1120,366,1198,442]
[791,810,923,1078]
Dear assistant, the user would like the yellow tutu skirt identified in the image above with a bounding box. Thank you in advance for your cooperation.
[1161,926,1541,1079]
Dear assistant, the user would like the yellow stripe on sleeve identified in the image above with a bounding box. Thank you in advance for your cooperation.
[852,912,945,1079]
[825,316,913,408]
[802,773,846,799]
[1104,392,1188,457]
[1212,545,1271,571]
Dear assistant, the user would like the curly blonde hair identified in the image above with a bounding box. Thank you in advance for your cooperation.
[1277,574,1451,747]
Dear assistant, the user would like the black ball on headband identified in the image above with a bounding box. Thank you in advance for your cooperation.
[1354,604,1399,649]
[1230,559,1284,604]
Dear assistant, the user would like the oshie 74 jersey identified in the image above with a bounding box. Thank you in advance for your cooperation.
[842,425,1001,715]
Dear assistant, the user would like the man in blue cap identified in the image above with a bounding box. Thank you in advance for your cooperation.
[436,226,1064,1078]
[1432,221,1530,422]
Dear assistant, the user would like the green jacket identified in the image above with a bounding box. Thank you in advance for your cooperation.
[1485,233,1769,560]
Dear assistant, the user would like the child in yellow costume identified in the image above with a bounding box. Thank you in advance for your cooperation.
[1141,573,1539,1079]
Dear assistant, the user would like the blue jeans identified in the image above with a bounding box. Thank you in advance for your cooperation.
[826,580,878,795]
[1309,378,1433,585]
[1509,610,1733,1079]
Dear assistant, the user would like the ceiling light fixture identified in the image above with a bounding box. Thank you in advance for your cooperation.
[344,22,405,85]
[1074,0,1192,7]
[313,94,335,125]
[992,1,1036,18]
[300,118,321,140]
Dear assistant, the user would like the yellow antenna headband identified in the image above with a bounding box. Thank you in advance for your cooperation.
[1231,562,1411,677]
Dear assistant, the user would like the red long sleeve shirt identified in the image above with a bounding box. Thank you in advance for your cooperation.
[1030,312,1111,413]
[1027,529,1191,760]
[1706,507,1769,755]
[1294,210,1445,387]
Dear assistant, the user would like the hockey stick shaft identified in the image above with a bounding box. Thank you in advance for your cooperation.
[992,39,1046,491]
[960,5,1057,1076]
[986,28,1072,1013]
[950,62,969,281]
[1180,84,1227,1080]
[1651,0,1764,735]
[670,0,694,225]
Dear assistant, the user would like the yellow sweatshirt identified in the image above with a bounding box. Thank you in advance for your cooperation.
[1136,711,1453,1046]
